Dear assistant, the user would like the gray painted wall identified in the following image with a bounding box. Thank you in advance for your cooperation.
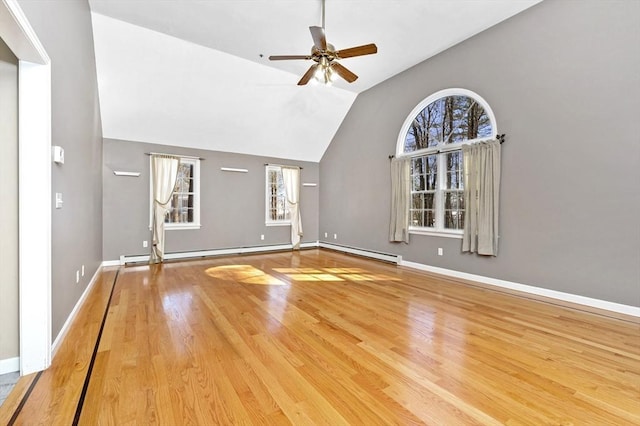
[19,0,104,338]
[0,37,18,361]
[103,139,319,260]
[320,0,640,306]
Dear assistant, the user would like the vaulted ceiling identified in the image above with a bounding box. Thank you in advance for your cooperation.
[89,0,542,162]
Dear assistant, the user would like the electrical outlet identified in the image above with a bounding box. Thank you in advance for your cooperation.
[260,234,265,240]
[143,240,148,248]
[324,232,328,238]
[82,265,85,276]
[438,248,443,256]
[334,233,338,240]
[76,270,80,283]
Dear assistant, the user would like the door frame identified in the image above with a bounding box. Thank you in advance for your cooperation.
[0,0,52,375]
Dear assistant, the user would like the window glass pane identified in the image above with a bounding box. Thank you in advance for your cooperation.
[444,191,465,229]
[427,155,437,190]
[444,211,455,229]
[174,163,193,193]
[424,193,433,210]
[411,155,437,192]
[445,151,464,190]
[410,210,422,227]
[404,94,493,153]
[411,193,422,210]
[424,210,435,228]
[444,210,464,230]
[409,191,435,229]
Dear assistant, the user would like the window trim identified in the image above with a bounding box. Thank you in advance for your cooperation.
[149,154,201,231]
[396,88,497,237]
[265,165,291,226]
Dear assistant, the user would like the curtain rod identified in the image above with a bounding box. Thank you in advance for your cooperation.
[264,163,303,169]
[388,134,506,160]
[145,152,205,160]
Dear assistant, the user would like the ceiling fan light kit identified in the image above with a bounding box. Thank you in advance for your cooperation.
[269,0,377,86]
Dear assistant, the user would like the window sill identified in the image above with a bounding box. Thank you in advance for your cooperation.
[265,222,291,227]
[409,228,463,239]
[149,224,202,231]
[167,224,201,230]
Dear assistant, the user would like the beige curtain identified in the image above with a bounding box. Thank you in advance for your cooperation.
[150,154,180,263]
[462,139,501,256]
[389,157,410,243]
[282,167,303,250]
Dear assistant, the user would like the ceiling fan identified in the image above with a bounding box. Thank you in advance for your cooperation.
[269,0,378,86]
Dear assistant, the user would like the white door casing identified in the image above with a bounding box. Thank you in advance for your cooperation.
[0,0,52,375]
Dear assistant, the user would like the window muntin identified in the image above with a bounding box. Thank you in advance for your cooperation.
[149,156,201,230]
[265,165,290,225]
[398,89,496,236]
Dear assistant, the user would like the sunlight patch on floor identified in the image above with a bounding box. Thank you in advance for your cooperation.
[274,267,401,283]
[205,265,285,286]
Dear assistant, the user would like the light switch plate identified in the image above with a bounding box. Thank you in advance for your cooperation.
[52,146,64,164]
[55,192,63,209]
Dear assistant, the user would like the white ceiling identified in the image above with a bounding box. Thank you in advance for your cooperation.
[89,0,542,162]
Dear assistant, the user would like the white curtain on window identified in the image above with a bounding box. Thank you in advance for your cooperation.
[150,154,180,263]
[389,157,410,243]
[282,167,303,250]
[462,139,501,256]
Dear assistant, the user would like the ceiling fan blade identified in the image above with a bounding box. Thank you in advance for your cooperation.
[330,62,358,83]
[335,43,378,59]
[298,64,319,85]
[269,55,312,61]
[309,26,327,50]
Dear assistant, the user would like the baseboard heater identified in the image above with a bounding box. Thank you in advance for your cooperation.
[319,242,401,264]
[119,241,319,265]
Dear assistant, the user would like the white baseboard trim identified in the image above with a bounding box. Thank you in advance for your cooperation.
[103,241,638,319]
[319,242,402,264]
[0,357,20,374]
[51,264,103,357]
[400,260,640,318]
[112,241,321,265]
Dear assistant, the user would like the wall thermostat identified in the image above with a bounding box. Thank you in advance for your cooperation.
[52,146,64,164]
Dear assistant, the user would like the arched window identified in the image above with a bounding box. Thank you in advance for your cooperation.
[396,88,497,236]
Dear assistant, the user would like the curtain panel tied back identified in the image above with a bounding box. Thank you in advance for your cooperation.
[282,167,303,250]
[150,154,180,263]
[462,139,501,256]
[389,157,410,243]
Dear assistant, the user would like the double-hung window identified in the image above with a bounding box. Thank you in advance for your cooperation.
[265,165,290,225]
[150,155,201,230]
[398,88,496,237]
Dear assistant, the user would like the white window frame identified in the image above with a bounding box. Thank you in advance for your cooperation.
[396,88,497,238]
[149,154,201,230]
[265,165,291,226]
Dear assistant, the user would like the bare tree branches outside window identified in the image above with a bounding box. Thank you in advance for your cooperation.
[404,93,493,232]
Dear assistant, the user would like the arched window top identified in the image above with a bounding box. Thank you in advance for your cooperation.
[397,88,497,156]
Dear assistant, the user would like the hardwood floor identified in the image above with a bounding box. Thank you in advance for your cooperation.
[3,249,639,425]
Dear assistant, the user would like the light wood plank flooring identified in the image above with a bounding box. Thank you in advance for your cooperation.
[3,249,639,425]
